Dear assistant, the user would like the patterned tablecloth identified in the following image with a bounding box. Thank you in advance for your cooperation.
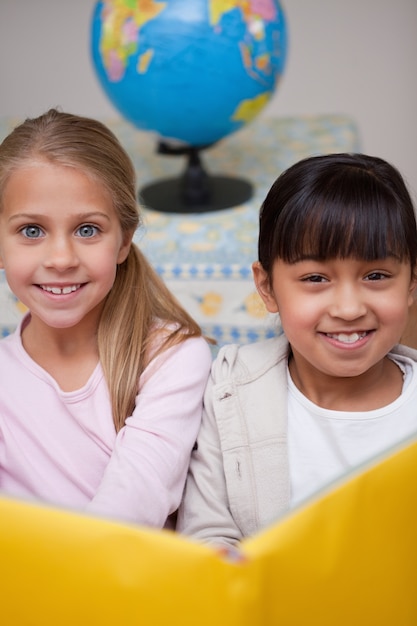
[0,114,360,346]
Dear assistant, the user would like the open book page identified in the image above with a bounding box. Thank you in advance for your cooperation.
[1,431,416,625]
[241,430,417,624]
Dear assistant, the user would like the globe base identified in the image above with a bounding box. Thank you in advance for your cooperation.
[138,142,253,213]
[139,175,253,214]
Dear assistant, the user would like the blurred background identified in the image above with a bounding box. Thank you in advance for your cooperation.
[0,0,416,203]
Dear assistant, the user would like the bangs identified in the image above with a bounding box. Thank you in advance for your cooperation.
[272,169,413,264]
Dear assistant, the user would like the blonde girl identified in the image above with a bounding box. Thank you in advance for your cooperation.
[0,109,212,527]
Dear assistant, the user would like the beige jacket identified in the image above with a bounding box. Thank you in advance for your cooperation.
[176,335,291,546]
[177,337,417,547]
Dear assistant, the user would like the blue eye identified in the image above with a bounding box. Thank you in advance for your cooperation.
[22,225,43,238]
[77,224,98,238]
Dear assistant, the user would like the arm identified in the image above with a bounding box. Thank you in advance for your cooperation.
[176,371,245,548]
[86,336,212,527]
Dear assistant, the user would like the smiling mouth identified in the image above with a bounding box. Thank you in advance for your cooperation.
[40,284,81,295]
[325,331,369,344]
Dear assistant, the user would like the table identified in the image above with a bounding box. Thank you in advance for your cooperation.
[0,114,360,345]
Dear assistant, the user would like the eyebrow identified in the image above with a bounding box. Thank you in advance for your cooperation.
[8,211,112,223]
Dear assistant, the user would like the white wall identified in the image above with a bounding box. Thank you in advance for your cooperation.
[271,0,417,203]
[1,0,416,201]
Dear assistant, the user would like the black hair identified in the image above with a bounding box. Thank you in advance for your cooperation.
[258,153,417,278]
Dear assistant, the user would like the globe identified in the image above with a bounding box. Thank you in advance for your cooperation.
[90,0,288,212]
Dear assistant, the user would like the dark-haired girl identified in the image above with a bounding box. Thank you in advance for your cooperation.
[178,153,417,546]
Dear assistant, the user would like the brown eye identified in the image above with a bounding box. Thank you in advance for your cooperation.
[303,274,326,283]
[365,272,387,281]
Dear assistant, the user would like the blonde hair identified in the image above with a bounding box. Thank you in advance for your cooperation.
[0,108,204,432]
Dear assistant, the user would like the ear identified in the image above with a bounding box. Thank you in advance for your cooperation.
[117,229,134,265]
[408,274,417,307]
[252,261,279,313]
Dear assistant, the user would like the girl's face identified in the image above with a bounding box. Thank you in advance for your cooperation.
[0,161,132,334]
[253,255,416,390]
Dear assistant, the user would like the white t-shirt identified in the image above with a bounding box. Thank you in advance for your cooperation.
[287,353,417,507]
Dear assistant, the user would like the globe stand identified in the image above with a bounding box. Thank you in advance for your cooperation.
[139,141,253,214]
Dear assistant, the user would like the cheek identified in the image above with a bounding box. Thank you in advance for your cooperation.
[94,254,120,293]
[278,289,319,318]
[96,257,118,283]
[277,301,314,334]
[385,302,411,326]
[1,253,28,280]
[379,288,411,315]
[1,264,31,307]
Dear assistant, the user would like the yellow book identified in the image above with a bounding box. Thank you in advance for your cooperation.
[1,434,416,625]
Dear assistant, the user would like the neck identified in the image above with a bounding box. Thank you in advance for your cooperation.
[20,314,100,391]
[288,353,404,411]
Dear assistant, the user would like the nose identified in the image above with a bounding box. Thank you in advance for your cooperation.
[328,282,368,321]
[43,235,79,271]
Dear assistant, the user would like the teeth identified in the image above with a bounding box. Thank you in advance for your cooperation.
[41,285,80,295]
[328,332,366,344]
[62,286,78,295]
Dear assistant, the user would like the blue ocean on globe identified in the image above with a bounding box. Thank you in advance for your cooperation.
[91,0,287,147]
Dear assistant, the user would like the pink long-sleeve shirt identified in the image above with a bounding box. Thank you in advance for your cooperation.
[0,317,212,527]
